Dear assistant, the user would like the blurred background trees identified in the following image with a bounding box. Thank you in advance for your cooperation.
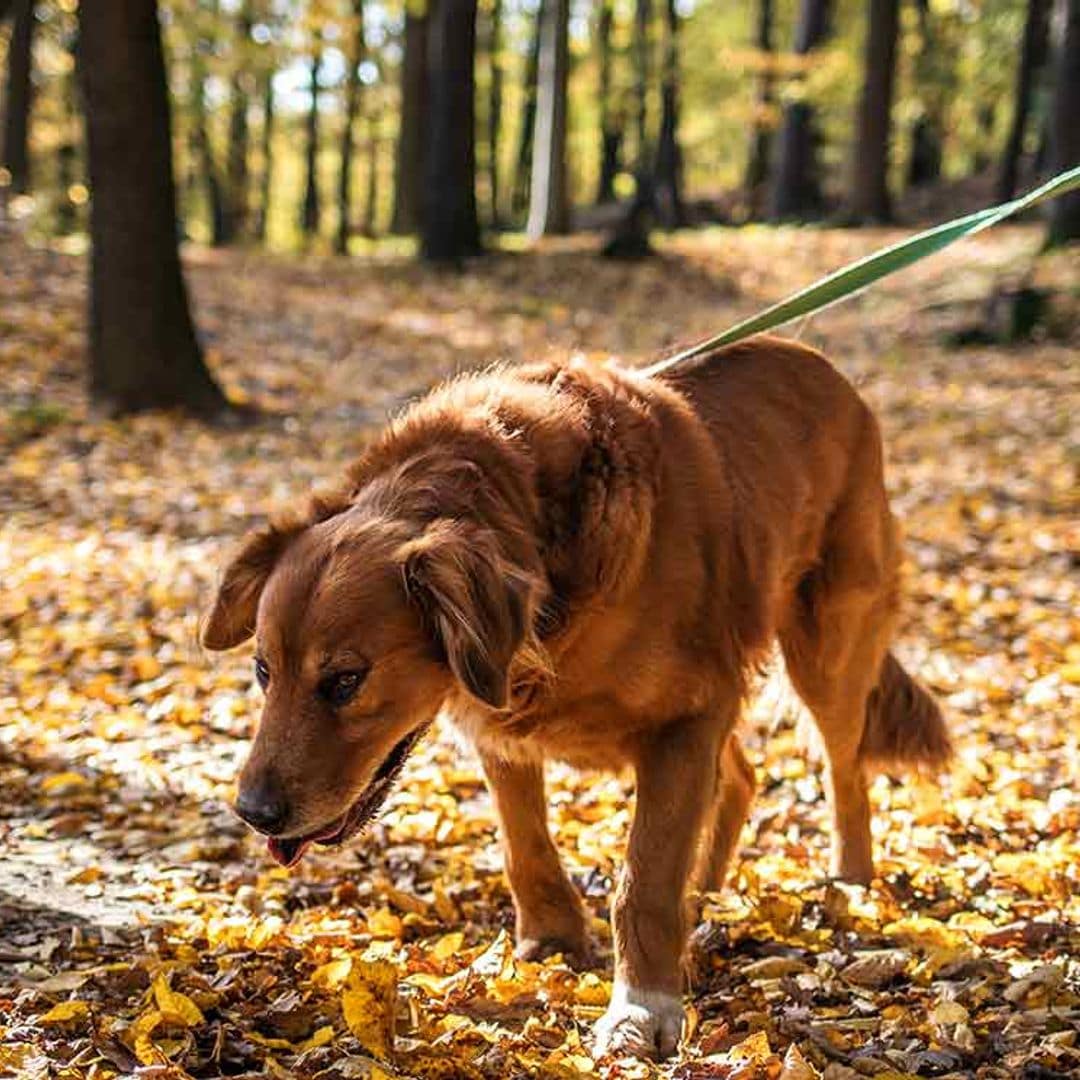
[0,0,1076,409]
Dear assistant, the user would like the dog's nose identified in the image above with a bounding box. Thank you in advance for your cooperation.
[234,776,289,835]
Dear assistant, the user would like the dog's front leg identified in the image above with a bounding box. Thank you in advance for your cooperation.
[595,717,719,1059]
[479,749,589,963]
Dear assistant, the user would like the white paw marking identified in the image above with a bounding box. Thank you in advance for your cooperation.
[593,981,684,1059]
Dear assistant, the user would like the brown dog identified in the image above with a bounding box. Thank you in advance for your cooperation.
[202,336,949,1058]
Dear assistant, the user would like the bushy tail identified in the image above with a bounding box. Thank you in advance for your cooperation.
[859,652,951,770]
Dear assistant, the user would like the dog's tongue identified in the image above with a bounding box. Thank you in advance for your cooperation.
[266,836,312,868]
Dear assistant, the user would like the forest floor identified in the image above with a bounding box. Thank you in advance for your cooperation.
[1,225,1079,1080]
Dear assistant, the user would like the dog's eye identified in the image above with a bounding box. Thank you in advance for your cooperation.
[254,657,270,690]
[318,669,366,707]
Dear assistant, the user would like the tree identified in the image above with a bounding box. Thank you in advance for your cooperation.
[595,0,621,204]
[526,0,570,238]
[511,9,541,219]
[768,0,832,220]
[2,0,34,198]
[998,0,1051,200]
[654,0,684,227]
[745,0,775,213]
[391,6,428,234]
[188,27,227,245]
[336,0,365,254]
[849,0,900,223]
[223,0,254,242]
[421,0,482,260]
[906,0,947,189]
[78,0,227,415]
[1046,0,1080,245]
[300,35,323,238]
[255,68,275,243]
[485,0,503,227]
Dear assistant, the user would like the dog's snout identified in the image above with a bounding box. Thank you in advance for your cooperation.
[234,774,289,835]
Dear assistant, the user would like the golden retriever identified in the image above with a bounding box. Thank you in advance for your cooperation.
[202,335,949,1058]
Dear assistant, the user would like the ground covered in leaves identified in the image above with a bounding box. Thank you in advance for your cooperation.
[2,225,1079,1080]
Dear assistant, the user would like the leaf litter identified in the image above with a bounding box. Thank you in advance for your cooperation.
[1,228,1078,1078]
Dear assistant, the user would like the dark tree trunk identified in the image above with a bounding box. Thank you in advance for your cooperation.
[391,10,428,234]
[849,0,900,223]
[654,0,684,227]
[300,42,323,238]
[422,0,482,261]
[336,0,364,254]
[511,8,541,219]
[255,69,274,243]
[55,19,79,234]
[1046,0,1080,245]
[485,0,503,227]
[633,0,651,163]
[0,0,19,22]
[363,114,379,237]
[905,0,944,188]
[2,0,34,198]
[998,0,1051,200]
[595,0,621,204]
[78,0,226,415]
[190,48,226,245]
[527,0,570,237]
[768,0,831,220]
[744,0,775,211]
[223,0,253,242]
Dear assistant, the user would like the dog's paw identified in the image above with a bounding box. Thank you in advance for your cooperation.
[593,983,683,1060]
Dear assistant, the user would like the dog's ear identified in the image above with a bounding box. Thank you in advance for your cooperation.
[201,524,293,650]
[398,520,535,708]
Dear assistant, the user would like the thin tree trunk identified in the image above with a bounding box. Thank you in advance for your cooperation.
[998,0,1051,200]
[511,8,541,219]
[391,9,428,234]
[363,113,379,237]
[654,0,683,227]
[1046,0,1080,245]
[526,0,570,238]
[300,41,323,238]
[768,0,832,220]
[255,69,274,243]
[486,0,503,227]
[849,0,900,223]
[744,0,774,209]
[223,0,253,242]
[422,0,482,260]
[595,0,621,203]
[336,0,364,254]
[78,0,226,415]
[905,0,944,188]
[55,18,79,234]
[2,0,34,198]
[190,46,226,245]
[633,0,651,164]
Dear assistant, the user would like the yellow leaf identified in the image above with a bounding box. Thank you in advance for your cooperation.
[66,866,105,885]
[431,931,464,963]
[38,1000,90,1024]
[152,974,205,1027]
[342,960,397,1058]
[300,1025,335,1051]
[40,771,91,795]
[367,907,403,940]
[129,1009,167,1065]
[311,954,353,989]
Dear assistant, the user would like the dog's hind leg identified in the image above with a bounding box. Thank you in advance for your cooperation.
[479,749,590,964]
[693,734,755,892]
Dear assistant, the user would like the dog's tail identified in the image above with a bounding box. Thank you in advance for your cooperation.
[859,652,951,771]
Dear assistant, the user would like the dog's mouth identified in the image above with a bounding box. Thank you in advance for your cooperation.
[265,725,428,869]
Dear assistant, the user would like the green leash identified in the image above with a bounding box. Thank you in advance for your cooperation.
[643,165,1080,377]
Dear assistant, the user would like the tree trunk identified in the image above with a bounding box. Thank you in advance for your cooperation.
[998,0,1051,200]
[391,9,428,234]
[78,0,226,415]
[511,8,541,219]
[633,0,651,164]
[486,0,503,227]
[223,0,253,242]
[595,0,621,204]
[654,0,684,227]
[768,0,831,220]
[1046,0,1080,245]
[905,0,944,188]
[336,0,365,254]
[255,69,274,243]
[55,18,79,234]
[0,0,19,23]
[2,0,34,198]
[300,41,323,238]
[744,0,775,211]
[849,0,900,223]
[421,0,482,261]
[526,0,570,238]
[363,113,379,237]
[190,46,226,245]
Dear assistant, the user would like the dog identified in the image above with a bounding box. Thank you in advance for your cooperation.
[202,335,949,1058]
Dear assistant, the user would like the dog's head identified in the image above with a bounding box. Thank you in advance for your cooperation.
[202,504,539,866]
